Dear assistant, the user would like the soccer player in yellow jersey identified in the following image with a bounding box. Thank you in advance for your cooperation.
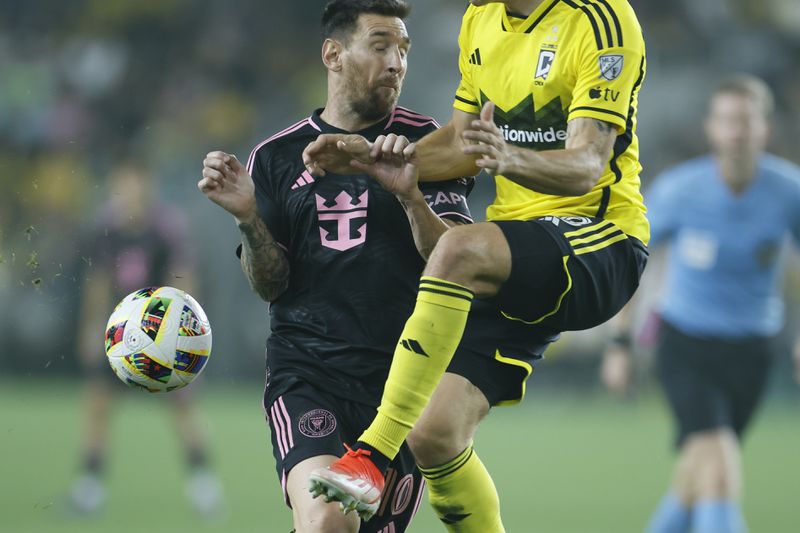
[303,1,649,530]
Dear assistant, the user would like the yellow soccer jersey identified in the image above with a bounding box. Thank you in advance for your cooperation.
[454,0,649,244]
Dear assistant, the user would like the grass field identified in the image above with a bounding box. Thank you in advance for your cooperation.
[2,379,798,533]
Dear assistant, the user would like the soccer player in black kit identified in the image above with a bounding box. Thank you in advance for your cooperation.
[198,1,472,532]
[71,162,224,517]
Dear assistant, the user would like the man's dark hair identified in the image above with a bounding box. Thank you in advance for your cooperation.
[322,0,411,40]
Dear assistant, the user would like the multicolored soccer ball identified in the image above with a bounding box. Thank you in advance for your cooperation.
[104,286,212,392]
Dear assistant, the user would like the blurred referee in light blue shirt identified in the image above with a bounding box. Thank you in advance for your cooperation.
[650,154,800,339]
[602,75,800,533]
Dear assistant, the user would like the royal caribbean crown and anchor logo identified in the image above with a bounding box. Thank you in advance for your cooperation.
[315,190,369,251]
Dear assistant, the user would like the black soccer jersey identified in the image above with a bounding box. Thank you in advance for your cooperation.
[84,205,191,303]
[246,107,473,405]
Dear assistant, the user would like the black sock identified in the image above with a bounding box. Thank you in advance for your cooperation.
[353,441,391,474]
[85,451,104,475]
[187,446,208,470]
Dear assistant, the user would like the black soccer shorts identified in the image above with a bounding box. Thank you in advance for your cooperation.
[655,319,775,447]
[447,216,648,405]
[264,380,425,533]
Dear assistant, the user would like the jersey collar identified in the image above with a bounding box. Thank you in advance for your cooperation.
[501,0,560,34]
[311,108,394,140]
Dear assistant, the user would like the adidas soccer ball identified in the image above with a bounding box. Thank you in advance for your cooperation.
[104,286,212,392]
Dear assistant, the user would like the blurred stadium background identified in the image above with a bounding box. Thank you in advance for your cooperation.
[1,1,799,532]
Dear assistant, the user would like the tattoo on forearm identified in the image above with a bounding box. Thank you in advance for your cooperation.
[238,217,290,301]
[592,119,615,134]
[566,118,616,155]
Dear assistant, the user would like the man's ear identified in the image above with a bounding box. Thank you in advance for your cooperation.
[322,38,344,72]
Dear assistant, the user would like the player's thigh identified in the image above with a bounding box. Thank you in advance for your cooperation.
[424,222,512,297]
[722,337,774,438]
[287,455,360,533]
[655,321,734,446]
[266,383,424,533]
[487,217,647,328]
[264,385,348,509]
[408,372,490,468]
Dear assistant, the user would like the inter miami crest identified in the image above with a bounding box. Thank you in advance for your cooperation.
[298,409,337,438]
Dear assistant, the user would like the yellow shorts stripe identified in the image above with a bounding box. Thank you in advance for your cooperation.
[563,220,613,238]
[493,350,534,407]
[573,232,628,255]
[500,255,572,325]
[567,224,621,247]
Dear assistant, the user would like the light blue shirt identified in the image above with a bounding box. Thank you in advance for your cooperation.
[647,154,800,338]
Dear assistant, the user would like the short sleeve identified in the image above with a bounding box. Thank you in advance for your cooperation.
[568,11,645,132]
[645,172,682,246]
[453,7,481,116]
[420,177,474,224]
[236,146,288,258]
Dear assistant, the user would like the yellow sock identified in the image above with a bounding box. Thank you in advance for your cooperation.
[421,446,505,533]
[360,276,473,459]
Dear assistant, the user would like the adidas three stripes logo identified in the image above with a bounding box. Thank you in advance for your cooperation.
[468,48,482,65]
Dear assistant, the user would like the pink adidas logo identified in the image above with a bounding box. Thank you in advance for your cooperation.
[291,170,315,190]
[315,191,368,251]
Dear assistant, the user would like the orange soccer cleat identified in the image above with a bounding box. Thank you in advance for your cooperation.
[308,445,386,521]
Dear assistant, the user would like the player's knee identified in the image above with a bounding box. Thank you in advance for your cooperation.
[694,460,739,500]
[425,225,504,294]
[681,430,741,500]
[295,504,359,533]
[407,418,469,468]
[427,226,479,277]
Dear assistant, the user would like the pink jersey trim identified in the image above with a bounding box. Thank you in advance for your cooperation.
[246,118,311,174]
[277,396,295,448]
[385,106,440,130]
[307,115,322,131]
[270,399,291,458]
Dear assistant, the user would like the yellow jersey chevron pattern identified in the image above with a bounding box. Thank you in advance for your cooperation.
[454,0,650,245]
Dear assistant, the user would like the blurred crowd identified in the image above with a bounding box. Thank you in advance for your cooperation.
[1,0,799,383]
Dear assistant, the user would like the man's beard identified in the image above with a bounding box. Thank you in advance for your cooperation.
[351,89,397,123]
[345,68,400,123]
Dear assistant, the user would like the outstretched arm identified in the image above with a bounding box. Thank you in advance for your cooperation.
[302,109,482,183]
[412,109,481,182]
[599,299,637,396]
[199,151,290,302]
[351,135,457,260]
[235,214,290,302]
[464,102,617,196]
